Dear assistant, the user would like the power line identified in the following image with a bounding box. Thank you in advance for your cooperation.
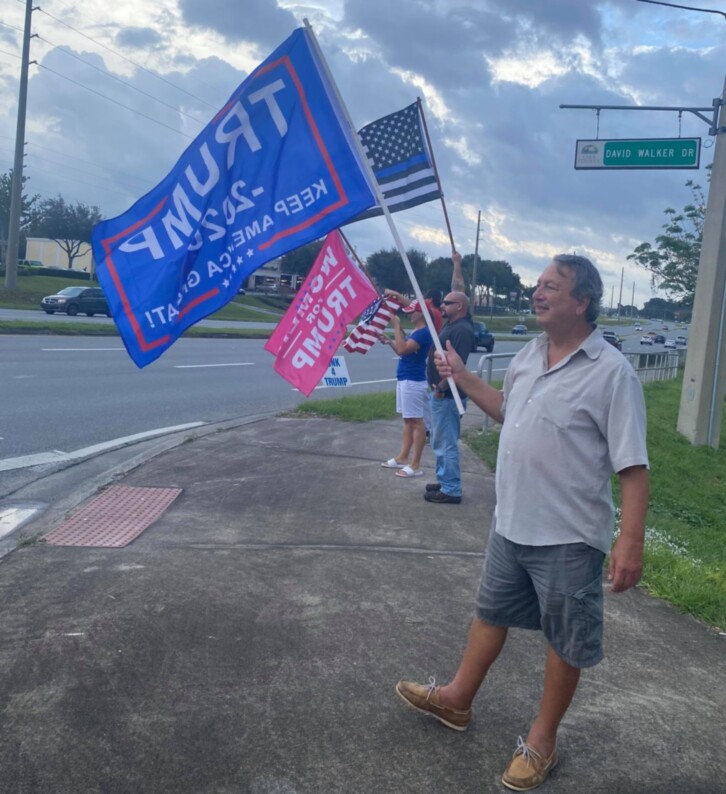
[35,62,194,139]
[0,132,156,188]
[34,5,220,110]
[25,151,150,191]
[35,34,206,127]
[0,18,25,35]
[0,46,22,61]
[23,161,138,199]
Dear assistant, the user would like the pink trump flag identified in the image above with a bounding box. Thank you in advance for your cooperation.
[265,230,378,396]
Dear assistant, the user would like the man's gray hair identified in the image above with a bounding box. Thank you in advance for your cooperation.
[552,254,603,323]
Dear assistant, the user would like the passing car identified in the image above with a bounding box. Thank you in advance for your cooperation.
[653,334,666,344]
[41,286,110,317]
[472,321,495,353]
[634,324,642,332]
[664,338,676,349]
[601,330,622,351]
[640,335,654,345]
[512,323,528,335]
[676,335,687,346]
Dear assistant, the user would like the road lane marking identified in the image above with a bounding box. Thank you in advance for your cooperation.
[0,422,206,472]
[174,363,255,369]
[42,347,125,351]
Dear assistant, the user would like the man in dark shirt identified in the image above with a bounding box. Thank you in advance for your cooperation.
[425,280,475,504]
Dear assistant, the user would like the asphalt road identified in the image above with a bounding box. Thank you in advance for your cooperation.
[0,307,279,329]
[1,333,526,458]
[1,315,684,478]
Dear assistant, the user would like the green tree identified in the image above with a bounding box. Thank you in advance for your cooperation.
[366,247,427,293]
[280,239,324,278]
[0,170,41,261]
[627,178,706,305]
[423,256,456,294]
[30,195,103,269]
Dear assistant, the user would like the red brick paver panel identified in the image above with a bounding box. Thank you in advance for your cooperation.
[43,485,183,547]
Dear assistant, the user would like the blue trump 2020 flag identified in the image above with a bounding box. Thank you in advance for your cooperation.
[92,27,376,368]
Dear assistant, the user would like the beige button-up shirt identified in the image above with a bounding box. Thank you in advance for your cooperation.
[495,329,649,553]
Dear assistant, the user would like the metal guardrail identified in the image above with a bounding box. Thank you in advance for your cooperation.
[624,350,682,383]
[475,352,515,431]
[474,348,683,431]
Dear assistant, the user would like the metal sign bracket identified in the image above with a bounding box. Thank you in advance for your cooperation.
[560,98,724,136]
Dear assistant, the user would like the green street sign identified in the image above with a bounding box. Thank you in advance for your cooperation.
[575,138,701,170]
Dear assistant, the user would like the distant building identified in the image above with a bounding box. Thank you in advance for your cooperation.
[25,237,93,272]
[245,257,299,293]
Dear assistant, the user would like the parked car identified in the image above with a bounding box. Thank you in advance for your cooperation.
[640,335,654,345]
[511,323,528,335]
[676,335,687,346]
[653,334,666,344]
[664,338,676,349]
[662,324,669,331]
[472,321,494,353]
[601,330,622,351]
[237,287,247,295]
[634,324,642,331]
[40,286,110,316]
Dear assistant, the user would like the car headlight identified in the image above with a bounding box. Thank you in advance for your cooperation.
[57,298,67,303]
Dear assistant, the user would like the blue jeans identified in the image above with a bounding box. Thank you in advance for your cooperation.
[430,393,466,496]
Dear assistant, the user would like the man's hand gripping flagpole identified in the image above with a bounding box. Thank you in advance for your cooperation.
[302,19,465,416]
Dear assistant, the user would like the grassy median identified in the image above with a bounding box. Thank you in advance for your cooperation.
[295,377,726,631]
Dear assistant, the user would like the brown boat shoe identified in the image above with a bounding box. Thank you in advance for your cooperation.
[395,677,471,731]
[502,737,558,791]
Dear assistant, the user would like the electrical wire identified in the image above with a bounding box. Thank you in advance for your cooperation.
[23,161,139,197]
[34,5,220,110]
[35,33,206,127]
[35,62,194,139]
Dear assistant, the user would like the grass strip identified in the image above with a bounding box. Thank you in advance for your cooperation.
[294,392,397,422]
[0,321,273,339]
[292,379,726,629]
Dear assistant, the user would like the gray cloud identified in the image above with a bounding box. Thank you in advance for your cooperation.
[177,0,298,48]
[115,27,164,51]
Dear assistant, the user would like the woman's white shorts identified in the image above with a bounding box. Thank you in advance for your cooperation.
[396,379,428,419]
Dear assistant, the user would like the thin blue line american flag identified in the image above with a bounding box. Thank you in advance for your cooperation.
[353,102,442,220]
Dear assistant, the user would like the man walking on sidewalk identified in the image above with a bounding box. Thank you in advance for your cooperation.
[396,254,649,790]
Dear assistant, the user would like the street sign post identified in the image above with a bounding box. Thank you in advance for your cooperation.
[574,137,701,170]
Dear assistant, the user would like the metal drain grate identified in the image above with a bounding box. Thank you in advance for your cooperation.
[43,485,182,547]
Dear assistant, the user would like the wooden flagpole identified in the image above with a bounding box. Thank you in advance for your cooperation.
[417,96,455,252]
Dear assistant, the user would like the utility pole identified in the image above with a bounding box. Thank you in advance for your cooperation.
[617,267,624,319]
[5,0,34,290]
[471,210,481,310]
[610,285,614,314]
[631,282,635,317]
[677,79,726,448]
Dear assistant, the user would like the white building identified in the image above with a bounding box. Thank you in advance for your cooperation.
[25,237,93,272]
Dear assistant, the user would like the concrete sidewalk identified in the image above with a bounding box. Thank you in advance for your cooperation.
[0,410,723,793]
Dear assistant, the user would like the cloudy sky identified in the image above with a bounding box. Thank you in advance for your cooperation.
[1,0,724,307]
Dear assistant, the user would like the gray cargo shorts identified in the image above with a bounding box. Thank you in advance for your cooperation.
[475,530,606,668]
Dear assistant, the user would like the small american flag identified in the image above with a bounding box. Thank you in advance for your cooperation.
[343,296,401,354]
